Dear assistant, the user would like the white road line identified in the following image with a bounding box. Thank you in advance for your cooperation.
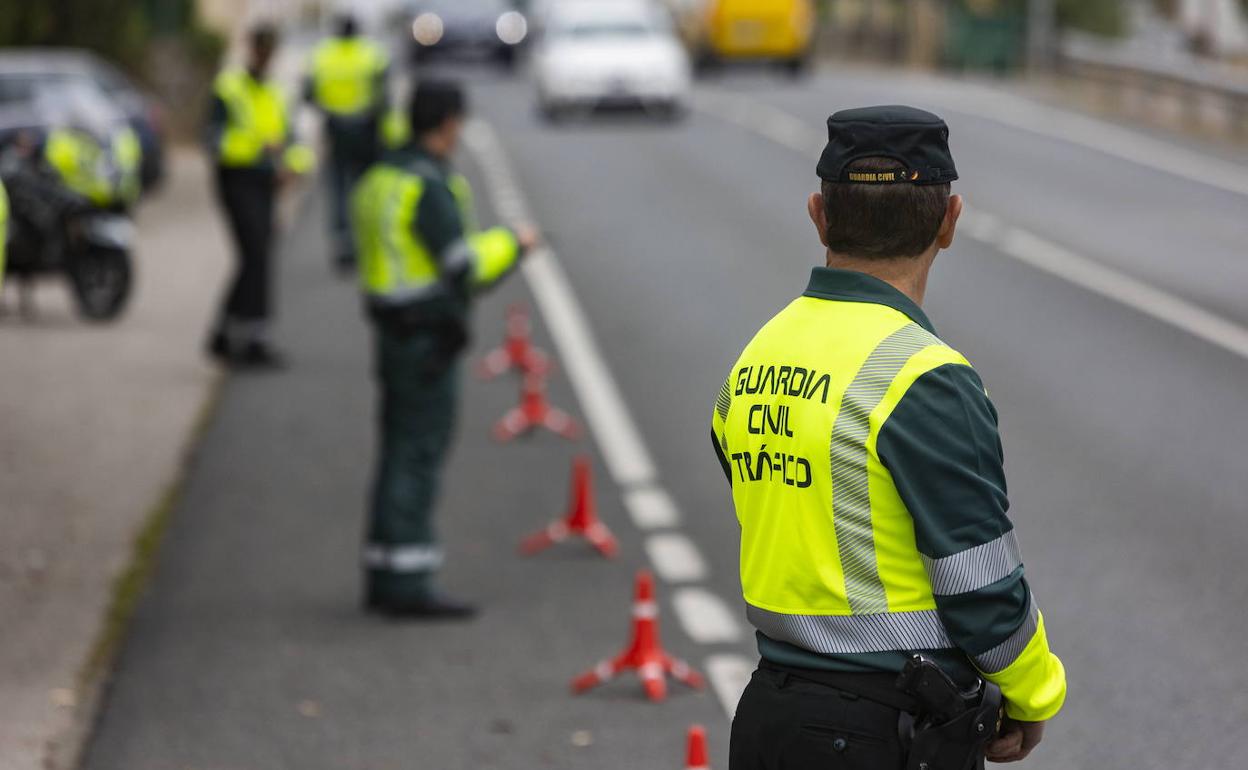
[990,218,1248,360]
[624,485,681,530]
[645,533,709,583]
[705,654,755,719]
[672,587,743,644]
[940,82,1248,199]
[694,93,1248,362]
[464,122,657,487]
[466,118,752,721]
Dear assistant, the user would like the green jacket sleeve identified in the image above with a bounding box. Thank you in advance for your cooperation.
[877,364,1067,722]
[414,177,519,293]
[711,372,734,483]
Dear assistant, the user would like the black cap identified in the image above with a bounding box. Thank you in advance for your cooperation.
[816,105,957,186]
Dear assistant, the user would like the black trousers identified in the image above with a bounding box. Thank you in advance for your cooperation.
[730,662,909,770]
[215,166,276,328]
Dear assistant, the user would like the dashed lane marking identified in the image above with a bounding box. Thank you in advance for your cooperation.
[706,653,755,719]
[673,587,743,644]
[465,119,754,719]
[693,92,1248,363]
[645,533,709,584]
[624,485,681,530]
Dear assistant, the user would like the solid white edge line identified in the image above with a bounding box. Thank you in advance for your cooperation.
[645,533,709,584]
[624,485,681,530]
[464,121,658,487]
[672,587,743,644]
[706,654,755,719]
[693,94,1248,362]
[942,82,1248,199]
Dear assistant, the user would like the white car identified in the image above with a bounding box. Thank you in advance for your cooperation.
[534,1,691,120]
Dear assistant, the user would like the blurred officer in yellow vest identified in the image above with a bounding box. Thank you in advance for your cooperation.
[205,23,314,369]
[306,13,390,273]
[352,80,537,618]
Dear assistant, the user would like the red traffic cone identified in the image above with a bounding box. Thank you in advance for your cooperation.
[571,569,704,702]
[477,303,549,379]
[493,371,581,442]
[685,725,710,770]
[520,455,618,558]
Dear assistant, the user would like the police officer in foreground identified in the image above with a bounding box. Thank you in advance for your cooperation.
[713,107,1066,768]
[352,80,537,619]
[305,13,389,273]
[205,24,314,369]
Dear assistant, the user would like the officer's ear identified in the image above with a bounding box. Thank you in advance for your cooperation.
[936,194,963,251]
[808,192,830,249]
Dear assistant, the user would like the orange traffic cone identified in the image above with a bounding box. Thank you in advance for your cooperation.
[520,455,618,557]
[571,569,704,702]
[685,725,710,770]
[493,371,581,442]
[477,303,549,379]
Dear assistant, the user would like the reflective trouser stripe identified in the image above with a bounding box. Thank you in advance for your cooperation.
[974,593,1039,673]
[747,605,954,655]
[921,530,1023,596]
[363,544,443,573]
[830,323,941,613]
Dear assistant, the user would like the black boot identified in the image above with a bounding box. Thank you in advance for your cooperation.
[233,340,288,370]
[372,591,478,621]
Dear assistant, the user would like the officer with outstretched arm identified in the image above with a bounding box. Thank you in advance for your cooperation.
[713,106,1066,768]
[352,80,537,619]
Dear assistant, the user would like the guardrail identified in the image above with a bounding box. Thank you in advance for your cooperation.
[1058,38,1248,141]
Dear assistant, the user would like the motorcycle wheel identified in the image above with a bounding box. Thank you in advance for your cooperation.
[68,246,132,322]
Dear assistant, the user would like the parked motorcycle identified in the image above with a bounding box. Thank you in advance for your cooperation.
[0,83,140,322]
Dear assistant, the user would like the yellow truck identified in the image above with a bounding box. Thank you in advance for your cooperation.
[670,0,816,74]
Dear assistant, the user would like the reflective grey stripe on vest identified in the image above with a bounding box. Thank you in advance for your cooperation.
[921,530,1023,596]
[831,323,942,613]
[974,592,1039,673]
[747,604,954,654]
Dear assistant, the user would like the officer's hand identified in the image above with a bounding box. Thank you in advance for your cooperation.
[514,223,541,255]
[986,718,1045,763]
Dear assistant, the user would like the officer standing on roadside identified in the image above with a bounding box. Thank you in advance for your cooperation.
[305,13,389,273]
[352,80,537,619]
[713,107,1066,768]
[205,23,314,369]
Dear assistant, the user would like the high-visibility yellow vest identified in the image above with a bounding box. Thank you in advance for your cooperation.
[0,177,8,289]
[310,36,388,117]
[44,127,142,206]
[713,280,1064,721]
[213,69,313,173]
[352,160,517,304]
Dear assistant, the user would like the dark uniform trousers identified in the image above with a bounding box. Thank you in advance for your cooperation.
[366,321,460,601]
[731,662,909,770]
[214,166,276,334]
[325,116,377,260]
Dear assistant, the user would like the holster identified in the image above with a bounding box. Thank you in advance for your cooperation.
[369,299,470,370]
[901,676,1002,770]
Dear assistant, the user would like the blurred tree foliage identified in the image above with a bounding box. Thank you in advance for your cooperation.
[1056,0,1128,37]
[0,0,223,80]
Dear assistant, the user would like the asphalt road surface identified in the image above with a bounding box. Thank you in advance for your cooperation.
[83,64,1248,770]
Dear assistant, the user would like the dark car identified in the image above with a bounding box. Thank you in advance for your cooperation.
[408,0,530,68]
[0,50,167,191]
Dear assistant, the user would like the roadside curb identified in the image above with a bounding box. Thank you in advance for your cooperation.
[42,372,225,770]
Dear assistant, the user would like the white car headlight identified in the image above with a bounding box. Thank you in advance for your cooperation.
[412,13,444,46]
[496,11,528,45]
